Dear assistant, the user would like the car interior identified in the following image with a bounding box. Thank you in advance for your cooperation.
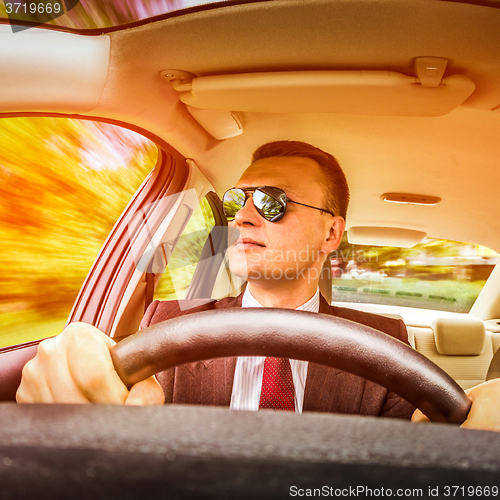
[1,0,500,495]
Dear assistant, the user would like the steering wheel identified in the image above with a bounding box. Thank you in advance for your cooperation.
[110,308,471,424]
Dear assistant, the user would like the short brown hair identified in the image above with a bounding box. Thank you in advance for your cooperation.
[252,140,349,220]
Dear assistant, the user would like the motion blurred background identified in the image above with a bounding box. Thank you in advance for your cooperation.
[0,0,498,349]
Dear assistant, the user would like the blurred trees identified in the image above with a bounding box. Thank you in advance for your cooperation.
[0,117,157,347]
[154,198,216,301]
[332,234,498,278]
[331,234,499,312]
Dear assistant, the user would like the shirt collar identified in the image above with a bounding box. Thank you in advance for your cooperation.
[242,287,320,313]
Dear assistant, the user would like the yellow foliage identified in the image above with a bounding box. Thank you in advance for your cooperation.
[0,117,157,347]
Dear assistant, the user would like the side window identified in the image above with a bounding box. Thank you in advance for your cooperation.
[153,197,216,301]
[0,117,157,348]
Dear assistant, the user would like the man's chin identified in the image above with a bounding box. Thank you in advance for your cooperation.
[227,259,249,281]
[227,248,256,279]
[227,260,262,282]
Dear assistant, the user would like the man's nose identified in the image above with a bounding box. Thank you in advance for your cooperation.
[233,193,262,226]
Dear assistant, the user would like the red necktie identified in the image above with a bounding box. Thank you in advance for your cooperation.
[259,357,296,411]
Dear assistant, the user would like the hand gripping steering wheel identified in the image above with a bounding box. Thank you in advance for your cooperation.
[110,308,471,424]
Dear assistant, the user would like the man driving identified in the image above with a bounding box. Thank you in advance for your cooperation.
[17,140,500,430]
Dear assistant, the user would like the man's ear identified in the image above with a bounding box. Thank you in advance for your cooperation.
[320,216,345,255]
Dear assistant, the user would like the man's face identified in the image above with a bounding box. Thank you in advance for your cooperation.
[227,156,344,287]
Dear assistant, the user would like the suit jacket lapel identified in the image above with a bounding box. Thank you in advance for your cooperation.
[169,356,236,406]
[169,292,364,411]
[151,291,402,414]
[303,295,363,413]
[169,294,243,406]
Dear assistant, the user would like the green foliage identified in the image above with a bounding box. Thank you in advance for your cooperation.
[0,117,157,347]
[154,198,216,301]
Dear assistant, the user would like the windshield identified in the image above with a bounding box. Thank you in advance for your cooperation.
[331,235,499,313]
[1,0,498,31]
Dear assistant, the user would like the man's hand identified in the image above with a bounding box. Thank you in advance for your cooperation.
[412,378,500,431]
[16,322,165,405]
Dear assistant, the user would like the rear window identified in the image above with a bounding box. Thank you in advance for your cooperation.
[331,235,499,313]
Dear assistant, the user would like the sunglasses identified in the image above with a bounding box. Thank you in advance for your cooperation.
[222,186,335,222]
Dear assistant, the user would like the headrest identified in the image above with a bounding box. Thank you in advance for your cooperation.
[431,317,485,355]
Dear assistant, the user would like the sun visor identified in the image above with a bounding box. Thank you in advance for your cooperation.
[347,227,427,247]
[0,26,110,113]
[178,70,475,117]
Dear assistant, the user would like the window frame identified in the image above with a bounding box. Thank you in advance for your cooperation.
[0,114,184,399]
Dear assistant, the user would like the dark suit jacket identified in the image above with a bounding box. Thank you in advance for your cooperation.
[140,294,416,420]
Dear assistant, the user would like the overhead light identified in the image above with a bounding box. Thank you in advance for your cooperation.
[381,193,441,205]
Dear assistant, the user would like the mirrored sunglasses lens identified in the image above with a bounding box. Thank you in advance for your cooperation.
[253,189,284,221]
[223,189,246,220]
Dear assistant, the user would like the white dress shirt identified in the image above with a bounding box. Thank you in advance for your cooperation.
[229,287,320,413]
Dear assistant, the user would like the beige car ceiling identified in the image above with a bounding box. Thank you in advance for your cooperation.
[2,0,500,252]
